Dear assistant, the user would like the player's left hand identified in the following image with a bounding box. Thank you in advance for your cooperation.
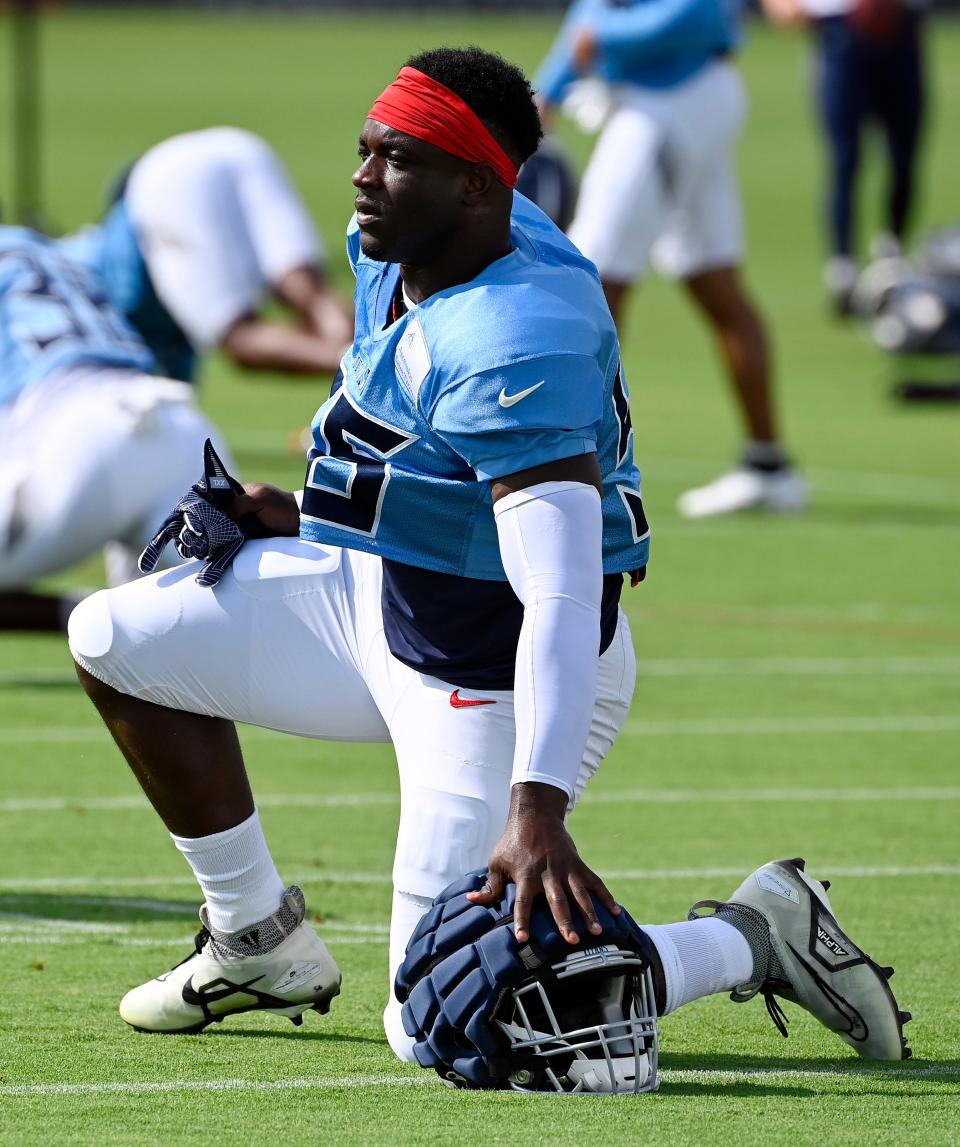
[466,781,620,945]
[138,439,275,587]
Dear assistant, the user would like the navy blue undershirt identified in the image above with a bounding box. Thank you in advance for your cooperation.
[382,560,625,689]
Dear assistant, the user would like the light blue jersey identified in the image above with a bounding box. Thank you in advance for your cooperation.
[300,193,648,583]
[536,0,742,99]
[0,227,156,410]
[60,202,196,384]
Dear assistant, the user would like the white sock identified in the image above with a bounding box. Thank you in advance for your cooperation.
[171,808,285,933]
[640,918,754,1015]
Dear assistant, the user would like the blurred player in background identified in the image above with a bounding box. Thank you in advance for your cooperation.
[535,0,808,520]
[65,127,354,384]
[762,0,926,315]
[0,227,229,631]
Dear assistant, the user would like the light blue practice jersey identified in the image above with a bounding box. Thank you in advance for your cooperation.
[60,203,196,384]
[536,0,743,99]
[300,193,649,583]
[0,227,156,410]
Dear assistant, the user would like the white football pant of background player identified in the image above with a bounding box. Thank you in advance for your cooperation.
[0,369,228,591]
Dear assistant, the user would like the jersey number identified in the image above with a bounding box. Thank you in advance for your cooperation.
[612,365,633,467]
[2,251,135,355]
[301,388,417,537]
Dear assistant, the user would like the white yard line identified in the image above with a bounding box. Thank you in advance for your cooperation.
[0,793,398,812]
[642,454,960,505]
[0,911,387,936]
[1,864,957,893]
[5,713,960,745]
[622,715,960,736]
[0,935,378,947]
[5,655,960,690]
[3,784,960,815]
[634,656,960,677]
[1,1064,957,1097]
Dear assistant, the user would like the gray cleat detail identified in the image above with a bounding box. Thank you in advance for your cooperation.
[689,858,911,1060]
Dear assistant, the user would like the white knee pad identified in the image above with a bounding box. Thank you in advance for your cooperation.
[392,788,497,904]
[67,572,182,690]
[67,590,117,667]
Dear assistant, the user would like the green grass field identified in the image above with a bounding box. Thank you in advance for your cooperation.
[1,8,959,1144]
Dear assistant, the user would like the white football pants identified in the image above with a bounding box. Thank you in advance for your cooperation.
[0,368,228,589]
[68,537,637,1059]
[568,60,748,282]
[125,127,323,349]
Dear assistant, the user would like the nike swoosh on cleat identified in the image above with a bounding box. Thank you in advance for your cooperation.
[182,974,270,1008]
[498,381,545,407]
[449,690,497,709]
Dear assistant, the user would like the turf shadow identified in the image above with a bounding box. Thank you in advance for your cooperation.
[207,1027,385,1048]
[0,892,200,924]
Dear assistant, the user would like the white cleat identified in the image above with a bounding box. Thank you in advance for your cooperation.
[119,886,341,1034]
[677,467,808,519]
[690,858,912,1060]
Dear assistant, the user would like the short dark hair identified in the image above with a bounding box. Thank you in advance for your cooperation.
[403,46,543,168]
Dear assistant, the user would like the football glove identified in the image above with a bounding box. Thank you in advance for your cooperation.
[394,869,651,1089]
[138,439,271,587]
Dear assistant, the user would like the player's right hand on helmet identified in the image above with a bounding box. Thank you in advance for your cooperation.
[466,781,620,947]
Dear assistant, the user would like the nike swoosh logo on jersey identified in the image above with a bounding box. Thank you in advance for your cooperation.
[450,690,497,709]
[498,381,545,407]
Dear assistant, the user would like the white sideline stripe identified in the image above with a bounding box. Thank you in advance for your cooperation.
[6,655,960,690]
[0,912,388,936]
[2,1064,958,1097]
[623,715,960,736]
[6,713,960,745]
[0,934,377,948]
[1,864,958,892]
[0,793,398,812]
[5,785,960,815]
[645,453,960,505]
[0,897,393,930]
[0,1075,428,1097]
[0,915,128,934]
[635,656,960,678]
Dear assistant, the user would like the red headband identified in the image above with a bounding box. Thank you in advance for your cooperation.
[368,67,518,189]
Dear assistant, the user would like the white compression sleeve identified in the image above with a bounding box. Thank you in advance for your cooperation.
[493,480,603,804]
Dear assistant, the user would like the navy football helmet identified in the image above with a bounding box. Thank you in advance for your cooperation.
[395,869,659,1094]
[516,137,578,233]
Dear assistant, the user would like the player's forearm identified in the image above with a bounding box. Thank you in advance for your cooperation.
[534,0,606,102]
[494,482,603,803]
[220,318,347,375]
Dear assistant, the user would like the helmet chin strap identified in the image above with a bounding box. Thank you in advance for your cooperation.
[566,1054,654,1094]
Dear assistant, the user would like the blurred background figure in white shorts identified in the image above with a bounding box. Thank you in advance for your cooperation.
[535,0,809,519]
[63,127,354,385]
[0,225,231,631]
